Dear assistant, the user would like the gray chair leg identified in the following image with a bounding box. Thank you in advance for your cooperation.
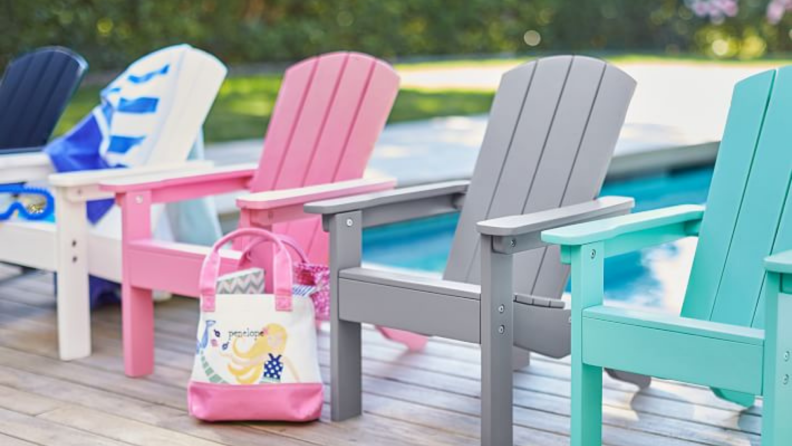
[605,368,652,389]
[481,235,514,446]
[329,212,364,421]
[332,317,362,420]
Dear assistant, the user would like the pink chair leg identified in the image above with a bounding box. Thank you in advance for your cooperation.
[123,283,155,377]
[377,327,428,352]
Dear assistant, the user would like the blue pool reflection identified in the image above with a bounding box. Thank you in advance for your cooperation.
[362,167,713,312]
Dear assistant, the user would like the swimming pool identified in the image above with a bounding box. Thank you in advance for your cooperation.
[362,167,713,312]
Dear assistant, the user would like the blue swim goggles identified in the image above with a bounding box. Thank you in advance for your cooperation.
[0,184,55,221]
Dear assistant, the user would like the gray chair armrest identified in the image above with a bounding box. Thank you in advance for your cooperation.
[305,180,469,214]
[305,180,470,228]
[477,196,635,254]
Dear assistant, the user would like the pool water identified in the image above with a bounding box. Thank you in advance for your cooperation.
[362,167,713,312]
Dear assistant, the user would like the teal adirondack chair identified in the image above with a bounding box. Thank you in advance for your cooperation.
[539,67,792,445]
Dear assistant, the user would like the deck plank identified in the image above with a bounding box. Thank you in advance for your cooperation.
[0,407,127,446]
[0,301,756,445]
[0,433,40,446]
[0,271,760,446]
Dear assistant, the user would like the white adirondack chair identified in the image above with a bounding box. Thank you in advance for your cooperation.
[0,45,227,361]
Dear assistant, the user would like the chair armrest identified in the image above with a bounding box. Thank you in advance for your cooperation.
[765,250,792,275]
[304,180,469,215]
[99,163,257,204]
[46,161,215,203]
[541,204,704,247]
[99,162,254,192]
[0,152,52,183]
[236,178,396,211]
[305,180,469,229]
[476,197,635,254]
[478,196,634,236]
[51,160,215,188]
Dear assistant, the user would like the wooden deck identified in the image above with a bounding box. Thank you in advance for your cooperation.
[0,265,760,446]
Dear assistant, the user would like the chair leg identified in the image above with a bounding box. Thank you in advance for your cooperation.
[118,190,155,377]
[123,284,154,377]
[762,272,792,445]
[763,341,792,446]
[480,235,513,446]
[570,243,604,446]
[606,368,651,389]
[481,332,513,446]
[331,317,362,421]
[763,372,792,445]
[572,362,603,446]
[54,188,91,361]
[329,211,363,421]
[55,260,91,361]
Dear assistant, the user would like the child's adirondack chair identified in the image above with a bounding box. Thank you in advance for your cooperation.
[0,46,87,153]
[0,45,226,361]
[541,66,792,445]
[294,55,637,445]
[100,52,416,378]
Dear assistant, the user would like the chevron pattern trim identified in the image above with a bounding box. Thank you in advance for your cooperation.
[216,268,265,295]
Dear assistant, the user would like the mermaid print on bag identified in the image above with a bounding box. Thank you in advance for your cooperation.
[262,354,284,382]
[223,323,300,384]
[196,320,217,353]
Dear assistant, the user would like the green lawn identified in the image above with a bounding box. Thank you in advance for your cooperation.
[56,52,790,144]
[54,73,495,143]
[394,52,792,70]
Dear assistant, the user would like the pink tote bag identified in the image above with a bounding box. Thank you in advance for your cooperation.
[188,228,323,422]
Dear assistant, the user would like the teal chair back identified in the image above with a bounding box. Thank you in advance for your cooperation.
[682,67,792,329]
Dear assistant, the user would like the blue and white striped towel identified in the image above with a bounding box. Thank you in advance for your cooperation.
[45,44,193,223]
[43,45,223,308]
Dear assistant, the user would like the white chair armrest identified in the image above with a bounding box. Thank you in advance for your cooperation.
[0,152,52,183]
[49,161,214,202]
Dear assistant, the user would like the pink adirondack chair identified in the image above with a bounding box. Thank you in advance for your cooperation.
[101,52,427,377]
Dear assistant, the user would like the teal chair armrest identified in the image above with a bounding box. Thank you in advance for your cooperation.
[541,204,704,260]
[765,249,792,275]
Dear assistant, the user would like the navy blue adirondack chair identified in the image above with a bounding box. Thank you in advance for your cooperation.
[0,47,88,152]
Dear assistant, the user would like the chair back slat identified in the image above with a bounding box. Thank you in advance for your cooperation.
[683,67,792,329]
[0,47,87,150]
[444,56,635,298]
[248,52,399,263]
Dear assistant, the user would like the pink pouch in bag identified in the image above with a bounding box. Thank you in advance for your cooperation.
[241,235,330,321]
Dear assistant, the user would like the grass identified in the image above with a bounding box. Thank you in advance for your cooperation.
[55,51,788,144]
[393,51,792,70]
[54,73,495,143]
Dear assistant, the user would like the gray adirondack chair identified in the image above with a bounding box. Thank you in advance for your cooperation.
[306,55,639,446]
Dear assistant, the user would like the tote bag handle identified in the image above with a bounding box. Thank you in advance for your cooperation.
[200,228,293,312]
[238,233,309,269]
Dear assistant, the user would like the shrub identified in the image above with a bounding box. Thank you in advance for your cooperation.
[1,0,790,70]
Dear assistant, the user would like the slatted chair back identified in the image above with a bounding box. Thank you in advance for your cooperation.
[248,52,400,263]
[682,67,792,329]
[0,47,87,150]
[443,56,636,298]
[139,46,227,167]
